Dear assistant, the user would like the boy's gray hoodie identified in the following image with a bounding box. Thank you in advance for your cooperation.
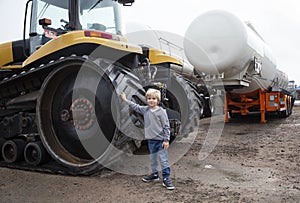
[127,101,170,141]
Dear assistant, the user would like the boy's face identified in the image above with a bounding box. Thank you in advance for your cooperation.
[147,96,159,108]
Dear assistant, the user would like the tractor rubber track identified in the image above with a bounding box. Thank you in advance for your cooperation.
[0,160,98,176]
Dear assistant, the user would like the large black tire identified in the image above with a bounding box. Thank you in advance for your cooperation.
[165,73,200,140]
[203,98,212,118]
[36,57,145,175]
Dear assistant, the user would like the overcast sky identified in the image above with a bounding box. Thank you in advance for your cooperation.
[1,0,300,85]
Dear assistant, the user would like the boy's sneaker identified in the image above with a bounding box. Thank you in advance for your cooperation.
[142,173,160,182]
[162,178,175,190]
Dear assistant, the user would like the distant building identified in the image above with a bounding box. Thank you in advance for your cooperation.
[288,80,299,100]
[288,80,296,91]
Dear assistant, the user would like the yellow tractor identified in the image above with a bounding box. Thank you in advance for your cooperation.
[0,0,200,175]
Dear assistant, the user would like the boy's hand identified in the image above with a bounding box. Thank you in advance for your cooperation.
[120,92,127,102]
[162,141,169,149]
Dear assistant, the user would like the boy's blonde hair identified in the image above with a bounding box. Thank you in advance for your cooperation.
[145,88,161,102]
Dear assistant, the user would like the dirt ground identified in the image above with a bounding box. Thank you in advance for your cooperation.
[0,107,299,203]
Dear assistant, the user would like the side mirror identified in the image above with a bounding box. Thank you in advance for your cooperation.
[39,18,52,27]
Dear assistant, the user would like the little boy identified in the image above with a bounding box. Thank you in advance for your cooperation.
[120,89,175,190]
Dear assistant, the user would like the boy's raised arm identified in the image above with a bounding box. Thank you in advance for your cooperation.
[120,92,128,102]
[120,92,148,114]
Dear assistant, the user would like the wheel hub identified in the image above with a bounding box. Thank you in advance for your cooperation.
[70,97,95,130]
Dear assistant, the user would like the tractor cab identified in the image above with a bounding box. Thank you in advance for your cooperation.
[28,0,129,53]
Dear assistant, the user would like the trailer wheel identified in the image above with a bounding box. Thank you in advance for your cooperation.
[198,96,205,118]
[211,95,224,116]
[203,98,212,117]
[2,140,26,163]
[279,104,289,118]
[288,96,293,116]
[24,141,50,166]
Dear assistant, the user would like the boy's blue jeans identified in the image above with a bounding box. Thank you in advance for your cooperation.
[147,139,170,179]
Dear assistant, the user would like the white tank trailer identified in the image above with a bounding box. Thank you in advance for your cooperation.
[184,10,293,123]
[184,10,289,93]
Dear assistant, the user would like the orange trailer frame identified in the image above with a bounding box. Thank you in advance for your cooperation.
[224,89,292,123]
